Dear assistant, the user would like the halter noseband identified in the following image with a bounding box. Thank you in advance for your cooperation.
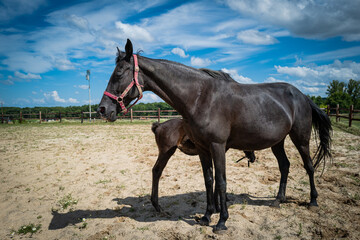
[103,54,143,115]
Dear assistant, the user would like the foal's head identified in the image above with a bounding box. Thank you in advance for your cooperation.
[97,39,143,121]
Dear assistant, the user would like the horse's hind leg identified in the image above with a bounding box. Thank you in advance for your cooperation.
[271,139,290,208]
[289,131,318,207]
[151,147,177,212]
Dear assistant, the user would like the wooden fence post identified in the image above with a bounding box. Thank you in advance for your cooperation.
[81,111,84,124]
[19,111,22,123]
[349,105,353,127]
[157,108,160,123]
[326,105,330,116]
[336,104,339,122]
[130,109,133,122]
[39,111,41,124]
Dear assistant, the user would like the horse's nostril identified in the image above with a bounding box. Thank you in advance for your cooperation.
[99,107,105,114]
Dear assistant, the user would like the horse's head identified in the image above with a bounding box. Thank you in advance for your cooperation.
[97,39,143,122]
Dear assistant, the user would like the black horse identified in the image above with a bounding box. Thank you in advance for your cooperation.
[98,39,332,233]
[150,118,255,212]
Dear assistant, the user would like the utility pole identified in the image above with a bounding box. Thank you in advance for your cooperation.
[86,70,91,122]
[1,102,3,124]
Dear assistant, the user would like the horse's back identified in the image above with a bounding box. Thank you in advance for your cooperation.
[226,82,310,150]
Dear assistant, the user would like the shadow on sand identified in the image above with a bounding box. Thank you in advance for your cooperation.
[49,191,276,230]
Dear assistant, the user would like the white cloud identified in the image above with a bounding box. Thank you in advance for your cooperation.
[44,91,66,103]
[14,71,41,80]
[33,98,45,104]
[115,21,154,42]
[305,46,360,63]
[68,98,79,103]
[65,14,89,31]
[141,92,162,103]
[265,76,286,83]
[55,58,75,71]
[171,48,188,58]
[225,0,360,41]
[0,79,14,85]
[275,60,360,81]
[191,56,212,67]
[44,90,78,103]
[275,66,318,78]
[77,85,89,90]
[0,0,46,22]
[237,29,278,45]
[221,68,253,83]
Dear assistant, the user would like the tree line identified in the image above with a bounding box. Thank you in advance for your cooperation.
[2,79,359,116]
[309,79,360,110]
[1,102,174,116]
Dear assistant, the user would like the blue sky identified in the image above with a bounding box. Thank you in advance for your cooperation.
[1,0,360,107]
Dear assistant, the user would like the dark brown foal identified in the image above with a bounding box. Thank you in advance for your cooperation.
[150,118,255,212]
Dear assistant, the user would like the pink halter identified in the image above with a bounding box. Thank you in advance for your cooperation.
[103,54,143,115]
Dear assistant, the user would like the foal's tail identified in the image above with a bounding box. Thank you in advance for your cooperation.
[151,122,161,134]
[308,98,332,169]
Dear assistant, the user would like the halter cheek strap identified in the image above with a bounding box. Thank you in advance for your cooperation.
[103,54,143,115]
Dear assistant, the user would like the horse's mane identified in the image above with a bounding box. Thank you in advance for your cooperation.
[199,68,234,82]
[116,49,143,64]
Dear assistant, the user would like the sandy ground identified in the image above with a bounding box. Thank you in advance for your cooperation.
[0,122,359,239]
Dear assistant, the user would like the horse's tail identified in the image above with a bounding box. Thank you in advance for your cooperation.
[151,122,160,134]
[308,98,332,169]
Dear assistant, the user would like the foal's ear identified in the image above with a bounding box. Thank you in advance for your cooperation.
[124,39,133,62]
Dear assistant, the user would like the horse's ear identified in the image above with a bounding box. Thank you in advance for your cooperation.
[117,47,121,56]
[125,39,133,62]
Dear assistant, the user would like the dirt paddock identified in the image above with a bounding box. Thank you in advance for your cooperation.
[0,122,359,239]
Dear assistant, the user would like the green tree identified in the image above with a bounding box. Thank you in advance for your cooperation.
[347,79,360,109]
[326,80,352,109]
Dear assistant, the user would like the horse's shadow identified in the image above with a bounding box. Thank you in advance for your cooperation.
[48,192,275,230]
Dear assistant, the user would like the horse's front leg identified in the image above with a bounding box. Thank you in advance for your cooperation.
[210,142,228,233]
[198,152,216,226]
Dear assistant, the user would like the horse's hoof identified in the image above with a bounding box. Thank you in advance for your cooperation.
[153,204,162,212]
[198,216,210,226]
[213,224,227,234]
[308,202,318,211]
[270,200,281,208]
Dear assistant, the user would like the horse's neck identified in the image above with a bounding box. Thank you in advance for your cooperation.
[140,57,205,116]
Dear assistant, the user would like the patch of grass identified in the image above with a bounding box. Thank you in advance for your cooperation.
[347,144,360,151]
[349,174,360,184]
[58,193,78,210]
[296,223,302,237]
[274,235,282,240]
[137,226,149,233]
[95,179,112,184]
[331,119,360,136]
[12,223,41,236]
[241,199,247,210]
[352,193,360,201]
[299,180,309,185]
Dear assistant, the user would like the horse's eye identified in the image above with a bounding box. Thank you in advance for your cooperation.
[116,71,121,76]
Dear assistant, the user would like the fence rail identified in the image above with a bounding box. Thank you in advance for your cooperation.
[1,108,179,124]
[326,104,360,127]
[2,105,359,126]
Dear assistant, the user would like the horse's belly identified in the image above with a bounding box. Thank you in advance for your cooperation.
[227,124,291,150]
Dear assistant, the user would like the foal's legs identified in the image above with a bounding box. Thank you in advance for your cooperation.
[271,139,290,207]
[198,152,216,226]
[290,132,318,206]
[151,147,177,212]
[210,142,228,232]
